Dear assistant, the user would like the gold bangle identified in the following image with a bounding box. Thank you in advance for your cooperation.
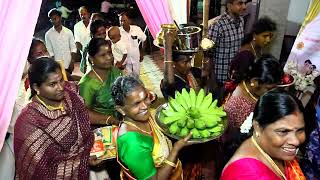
[202,59,209,63]
[163,159,177,168]
[105,116,112,125]
[164,61,173,63]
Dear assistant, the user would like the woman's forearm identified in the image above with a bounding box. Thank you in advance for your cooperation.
[150,149,179,180]
[88,109,119,125]
[163,32,175,85]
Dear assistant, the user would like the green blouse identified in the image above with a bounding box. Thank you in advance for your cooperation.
[79,67,121,115]
[117,132,157,180]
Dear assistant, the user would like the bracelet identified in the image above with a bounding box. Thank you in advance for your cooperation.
[202,59,210,64]
[164,61,173,63]
[105,116,112,125]
[163,159,177,168]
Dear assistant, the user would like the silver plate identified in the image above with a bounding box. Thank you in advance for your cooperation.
[155,103,228,144]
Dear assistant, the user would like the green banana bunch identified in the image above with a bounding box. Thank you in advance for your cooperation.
[160,88,227,139]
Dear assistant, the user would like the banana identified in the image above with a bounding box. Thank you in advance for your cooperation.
[199,93,212,110]
[160,88,227,139]
[162,109,186,118]
[189,88,197,108]
[162,115,180,125]
[211,99,218,109]
[169,97,186,113]
[175,91,189,110]
[177,116,188,127]
[195,89,205,108]
[169,122,180,135]
[181,88,191,108]
[208,126,223,133]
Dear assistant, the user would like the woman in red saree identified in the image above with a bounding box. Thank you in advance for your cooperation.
[221,89,306,180]
[14,58,93,180]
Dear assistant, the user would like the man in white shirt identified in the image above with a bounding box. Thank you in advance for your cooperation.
[74,6,91,52]
[45,8,77,73]
[119,12,146,77]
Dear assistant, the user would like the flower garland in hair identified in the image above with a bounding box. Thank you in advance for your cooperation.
[240,112,254,134]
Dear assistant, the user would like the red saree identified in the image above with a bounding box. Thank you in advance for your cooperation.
[14,85,93,180]
[221,158,306,180]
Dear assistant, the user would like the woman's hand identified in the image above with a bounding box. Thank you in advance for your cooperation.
[172,132,193,153]
[89,155,105,167]
[116,61,125,70]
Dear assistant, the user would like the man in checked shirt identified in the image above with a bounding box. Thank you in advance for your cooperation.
[208,0,246,101]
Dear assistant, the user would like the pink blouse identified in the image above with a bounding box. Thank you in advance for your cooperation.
[221,158,281,180]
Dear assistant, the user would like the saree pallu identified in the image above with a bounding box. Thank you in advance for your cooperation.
[117,117,183,180]
[221,158,305,180]
[14,86,93,180]
[79,66,122,115]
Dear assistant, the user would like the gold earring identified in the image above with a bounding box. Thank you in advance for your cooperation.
[36,90,40,95]
[250,82,255,87]
[255,132,260,137]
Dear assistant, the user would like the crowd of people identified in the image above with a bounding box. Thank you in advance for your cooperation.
[0,0,320,180]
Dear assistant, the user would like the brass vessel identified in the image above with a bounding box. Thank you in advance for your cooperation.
[156,24,177,46]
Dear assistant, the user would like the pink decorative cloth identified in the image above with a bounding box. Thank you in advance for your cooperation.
[135,0,173,38]
[0,0,42,149]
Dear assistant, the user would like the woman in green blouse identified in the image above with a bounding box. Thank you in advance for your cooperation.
[111,76,192,180]
[79,38,121,126]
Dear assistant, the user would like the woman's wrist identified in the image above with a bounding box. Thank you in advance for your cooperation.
[163,159,177,168]
[105,116,112,125]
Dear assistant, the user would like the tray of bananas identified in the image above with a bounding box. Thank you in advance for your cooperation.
[155,88,228,143]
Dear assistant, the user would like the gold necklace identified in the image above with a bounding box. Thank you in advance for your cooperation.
[92,68,104,84]
[123,121,152,135]
[242,81,258,102]
[251,136,287,180]
[250,42,257,57]
[35,95,64,111]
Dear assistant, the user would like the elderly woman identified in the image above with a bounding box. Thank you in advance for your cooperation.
[221,89,306,179]
[112,76,191,180]
[14,58,93,179]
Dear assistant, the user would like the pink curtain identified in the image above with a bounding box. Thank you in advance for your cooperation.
[135,0,173,39]
[0,0,42,148]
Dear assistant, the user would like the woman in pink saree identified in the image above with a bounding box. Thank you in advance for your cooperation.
[221,89,306,180]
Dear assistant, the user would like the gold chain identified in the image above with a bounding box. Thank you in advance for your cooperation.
[35,95,64,111]
[123,121,152,135]
[242,81,258,102]
[250,42,257,57]
[251,136,287,180]
[92,68,104,84]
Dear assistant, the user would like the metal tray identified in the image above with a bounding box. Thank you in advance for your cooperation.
[155,103,228,144]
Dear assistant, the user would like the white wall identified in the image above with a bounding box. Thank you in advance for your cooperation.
[286,0,311,35]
